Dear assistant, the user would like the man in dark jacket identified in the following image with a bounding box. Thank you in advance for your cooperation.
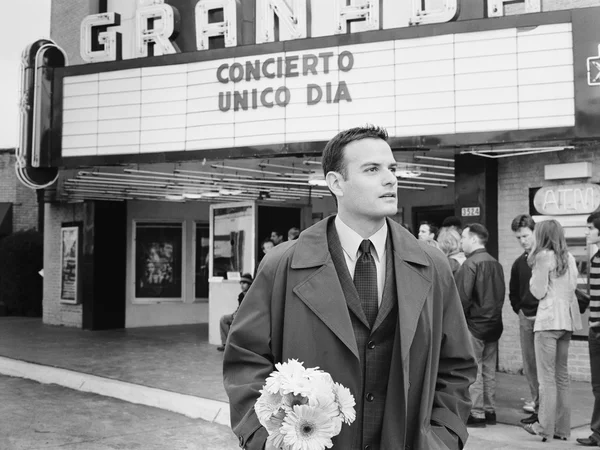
[456,223,505,428]
[509,214,539,424]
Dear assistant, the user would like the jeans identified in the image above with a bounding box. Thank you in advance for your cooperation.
[519,311,539,411]
[533,330,572,439]
[589,327,600,435]
[469,335,498,418]
[219,313,234,345]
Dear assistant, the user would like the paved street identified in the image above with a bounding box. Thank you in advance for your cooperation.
[1,372,596,450]
[0,375,239,450]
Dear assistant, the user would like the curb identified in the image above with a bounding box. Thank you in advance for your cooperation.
[0,355,231,426]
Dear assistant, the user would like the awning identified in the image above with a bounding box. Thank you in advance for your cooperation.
[0,203,13,237]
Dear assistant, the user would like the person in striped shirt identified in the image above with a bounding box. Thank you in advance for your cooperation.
[577,212,600,447]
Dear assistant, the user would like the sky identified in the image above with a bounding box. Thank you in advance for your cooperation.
[0,0,51,149]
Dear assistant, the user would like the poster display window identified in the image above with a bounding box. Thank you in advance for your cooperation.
[60,224,80,304]
[134,222,183,300]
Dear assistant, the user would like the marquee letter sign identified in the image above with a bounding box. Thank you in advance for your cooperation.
[410,0,459,26]
[256,0,308,44]
[334,0,379,34]
[80,12,121,63]
[195,0,238,50]
[135,0,180,58]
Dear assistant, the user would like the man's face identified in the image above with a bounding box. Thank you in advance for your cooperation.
[270,232,283,245]
[240,281,251,293]
[262,241,274,254]
[586,222,600,245]
[514,227,535,252]
[330,138,398,221]
[461,228,474,254]
[418,225,434,241]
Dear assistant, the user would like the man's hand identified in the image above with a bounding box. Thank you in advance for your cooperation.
[264,440,278,450]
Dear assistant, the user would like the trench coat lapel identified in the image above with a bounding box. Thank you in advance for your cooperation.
[291,217,360,359]
[386,218,432,364]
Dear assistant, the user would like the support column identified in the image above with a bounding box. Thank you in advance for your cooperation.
[454,154,499,259]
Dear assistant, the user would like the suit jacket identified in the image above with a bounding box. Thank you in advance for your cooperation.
[223,216,477,450]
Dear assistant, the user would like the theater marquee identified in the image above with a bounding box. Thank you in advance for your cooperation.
[52,6,600,167]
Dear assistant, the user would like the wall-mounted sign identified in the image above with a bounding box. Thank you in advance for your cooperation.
[533,183,600,215]
[461,207,480,217]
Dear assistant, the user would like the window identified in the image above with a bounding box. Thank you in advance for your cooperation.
[134,222,183,300]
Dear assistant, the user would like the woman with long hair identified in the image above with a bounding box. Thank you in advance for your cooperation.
[522,219,582,442]
[437,227,466,277]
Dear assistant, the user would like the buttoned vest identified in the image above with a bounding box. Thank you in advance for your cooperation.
[327,222,399,450]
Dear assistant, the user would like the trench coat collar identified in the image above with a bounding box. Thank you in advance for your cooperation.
[291,215,431,362]
[291,215,430,269]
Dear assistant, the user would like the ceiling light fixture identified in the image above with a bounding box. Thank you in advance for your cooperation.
[308,172,327,186]
[460,146,573,159]
[414,155,454,162]
[396,170,421,178]
[396,161,454,171]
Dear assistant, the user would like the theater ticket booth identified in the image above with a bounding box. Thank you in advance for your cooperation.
[207,201,306,345]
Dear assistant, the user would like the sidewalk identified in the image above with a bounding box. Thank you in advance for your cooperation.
[0,317,593,431]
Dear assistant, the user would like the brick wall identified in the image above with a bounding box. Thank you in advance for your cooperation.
[43,202,85,327]
[0,150,39,232]
[497,147,600,382]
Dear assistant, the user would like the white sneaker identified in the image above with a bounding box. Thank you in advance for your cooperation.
[523,400,535,413]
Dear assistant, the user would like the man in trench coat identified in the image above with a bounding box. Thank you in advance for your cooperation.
[223,125,477,450]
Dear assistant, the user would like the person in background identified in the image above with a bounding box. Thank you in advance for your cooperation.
[261,238,274,255]
[287,227,300,241]
[442,216,464,236]
[418,221,438,242]
[217,273,253,352]
[577,212,600,446]
[437,227,464,277]
[522,219,581,442]
[223,125,476,450]
[508,214,539,425]
[270,230,284,245]
[456,223,505,428]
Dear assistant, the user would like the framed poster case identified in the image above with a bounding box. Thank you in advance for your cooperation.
[60,223,81,304]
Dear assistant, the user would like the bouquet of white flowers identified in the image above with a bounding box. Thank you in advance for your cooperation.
[254,359,356,450]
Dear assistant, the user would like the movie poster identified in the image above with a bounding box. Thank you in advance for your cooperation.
[60,226,79,303]
[135,223,183,298]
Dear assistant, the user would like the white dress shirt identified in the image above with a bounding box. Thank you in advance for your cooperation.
[334,216,388,306]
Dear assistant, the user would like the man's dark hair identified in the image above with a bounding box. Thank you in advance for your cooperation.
[511,214,535,232]
[321,125,389,179]
[442,216,463,230]
[465,223,489,245]
[271,229,284,238]
[420,221,439,239]
[588,212,600,231]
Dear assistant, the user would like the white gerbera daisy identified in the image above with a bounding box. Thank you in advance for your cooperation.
[275,359,306,378]
[280,405,336,450]
[255,390,284,424]
[266,359,306,394]
[283,392,309,409]
[333,383,356,424]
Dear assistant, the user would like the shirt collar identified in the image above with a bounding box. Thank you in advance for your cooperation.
[334,216,387,263]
